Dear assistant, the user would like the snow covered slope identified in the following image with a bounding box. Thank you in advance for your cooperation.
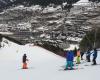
[0,39,100,80]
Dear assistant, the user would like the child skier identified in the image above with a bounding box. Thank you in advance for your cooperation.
[22,54,28,69]
[76,49,81,64]
[64,50,74,70]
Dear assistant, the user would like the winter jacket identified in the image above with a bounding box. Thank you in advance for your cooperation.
[66,51,74,61]
[23,54,27,63]
[86,50,91,56]
[93,49,97,58]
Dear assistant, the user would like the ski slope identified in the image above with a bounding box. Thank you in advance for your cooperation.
[0,38,100,80]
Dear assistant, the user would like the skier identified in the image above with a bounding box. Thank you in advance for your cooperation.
[73,47,77,56]
[86,49,91,62]
[76,49,81,64]
[64,50,74,70]
[92,48,98,65]
[22,54,28,69]
[81,51,84,60]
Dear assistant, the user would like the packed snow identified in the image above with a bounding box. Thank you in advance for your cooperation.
[0,38,100,80]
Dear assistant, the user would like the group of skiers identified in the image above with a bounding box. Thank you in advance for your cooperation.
[64,49,81,70]
[64,48,98,70]
[86,48,98,65]
[22,48,98,70]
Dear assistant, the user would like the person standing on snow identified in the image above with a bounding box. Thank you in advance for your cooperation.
[64,50,74,70]
[22,54,28,69]
[92,48,98,65]
[81,51,84,60]
[76,49,81,64]
[86,49,91,62]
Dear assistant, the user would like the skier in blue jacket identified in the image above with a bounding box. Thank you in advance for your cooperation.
[92,48,98,65]
[86,49,91,62]
[65,50,74,70]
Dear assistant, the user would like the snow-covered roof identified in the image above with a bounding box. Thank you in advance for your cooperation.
[74,0,89,6]
[64,44,79,50]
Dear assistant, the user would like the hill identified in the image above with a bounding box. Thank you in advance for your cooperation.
[0,37,100,80]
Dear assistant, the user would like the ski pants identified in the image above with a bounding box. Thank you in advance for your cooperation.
[86,55,91,62]
[66,61,73,69]
[81,53,84,60]
[92,57,97,65]
[22,62,28,69]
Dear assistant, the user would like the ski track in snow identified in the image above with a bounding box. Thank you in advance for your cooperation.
[0,39,100,80]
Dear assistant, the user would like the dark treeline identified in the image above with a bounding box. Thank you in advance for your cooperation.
[79,28,100,52]
[14,0,80,6]
[2,0,100,12]
[89,0,100,2]
[0,0,80,11]
[1,0,100,11]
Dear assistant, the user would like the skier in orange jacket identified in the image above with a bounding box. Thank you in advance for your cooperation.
[76,49,81,64]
